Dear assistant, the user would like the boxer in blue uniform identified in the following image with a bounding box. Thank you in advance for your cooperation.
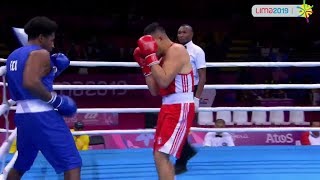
[6,16,82,180]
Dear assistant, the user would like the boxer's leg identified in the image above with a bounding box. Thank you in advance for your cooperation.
[154,151,175,180]
[8,113,39,179]
[153,106,174,180]
[32,111,82,179]
[154,103,194,179]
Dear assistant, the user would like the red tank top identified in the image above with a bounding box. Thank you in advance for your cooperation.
[159,59,194,96]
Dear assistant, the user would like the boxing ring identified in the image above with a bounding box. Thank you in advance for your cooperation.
[1,60,320,179]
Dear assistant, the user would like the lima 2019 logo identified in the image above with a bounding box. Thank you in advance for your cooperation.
[252,0,313,23]
[297,0,313,23]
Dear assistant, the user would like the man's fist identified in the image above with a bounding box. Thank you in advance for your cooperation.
[47,92,77,117]
[51,53,70,77]
[137,35,159,66]
[137,35,158,56]
[133,47,152,76]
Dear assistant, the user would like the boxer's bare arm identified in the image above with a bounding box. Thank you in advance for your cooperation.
[151,45,186,88]
[145,75,160,96]
[23,49,52,101]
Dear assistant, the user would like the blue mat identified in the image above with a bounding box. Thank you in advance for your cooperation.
[3,146,320,180]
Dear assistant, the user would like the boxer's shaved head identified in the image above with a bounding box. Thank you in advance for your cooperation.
[144,22,167,37]
[143,22,170,55]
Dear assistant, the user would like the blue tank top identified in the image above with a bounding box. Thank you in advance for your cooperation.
[6,45,55,101]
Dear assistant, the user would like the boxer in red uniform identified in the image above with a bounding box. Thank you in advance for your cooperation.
[134,22,195,180]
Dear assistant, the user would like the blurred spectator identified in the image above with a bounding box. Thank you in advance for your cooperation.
[203,119,235,147]
[86,36,103,60]
[260,41,272,59]
[300,121,320,145]
[270,48,289,84]
[67,42,88,61]
[311,89,320,106]
[71,121,90,151]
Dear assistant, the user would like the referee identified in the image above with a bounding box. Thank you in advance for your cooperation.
[175,24,207,174]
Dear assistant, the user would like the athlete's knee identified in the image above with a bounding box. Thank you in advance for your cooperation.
[53,158,82,174]
[64,167,81,180]
[154,151,170,164]
[7,168,24,180]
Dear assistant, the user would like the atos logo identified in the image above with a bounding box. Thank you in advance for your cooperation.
[265,133,294,144]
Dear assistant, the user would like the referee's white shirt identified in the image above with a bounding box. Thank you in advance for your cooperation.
[203,132,235,147]
[184,41,206,85]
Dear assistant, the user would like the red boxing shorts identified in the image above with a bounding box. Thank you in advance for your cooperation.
[153,102,195,158]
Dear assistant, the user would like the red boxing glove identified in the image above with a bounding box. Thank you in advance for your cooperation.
[137,35,160,66]
[133,47,152,76]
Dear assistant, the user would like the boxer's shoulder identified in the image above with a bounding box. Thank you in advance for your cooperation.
[30,49,49,55]
[167,43,188,58]
[29,49,50,60]
[170,43,185,51]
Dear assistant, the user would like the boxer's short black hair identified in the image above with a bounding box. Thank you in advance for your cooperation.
[24,16,58,40]
[143,22,166,35]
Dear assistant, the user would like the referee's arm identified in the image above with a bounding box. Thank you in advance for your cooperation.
[195,49,206,98]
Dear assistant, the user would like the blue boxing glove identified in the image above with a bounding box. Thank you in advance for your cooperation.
[51,53,70,77]
[47,92,77,117]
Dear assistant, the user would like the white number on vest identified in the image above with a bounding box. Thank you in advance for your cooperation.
[10,60,18,71]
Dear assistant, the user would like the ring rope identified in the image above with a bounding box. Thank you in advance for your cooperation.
[0,66,5,76]
[6,106,320,113]
[0,58,320,179]
[2,82,320,90]
[3,59,320,67]
[0,151,18,179]
[0,69,10,174]
[0,127,319,135]
[0,68,15,178]
[0,129,17,159]
[0,124,317,179]
[0,128,17,179]
[0,59,319,178]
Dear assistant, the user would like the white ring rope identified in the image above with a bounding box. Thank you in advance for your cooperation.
[1,58,320,177]
[0,66,6,76]
[0,125,317,180]
[0,105,9,118]
[0,93,16,179]
[3,59,320,67]
[1,64,320,90]
[0,129,17,159]
[0,127,319,135]
[6,106,320,113]
[0,151,18,179]
[0,128,17,179]
[0,68,11,175]
[2,83,320,90]
[37,84,320,90]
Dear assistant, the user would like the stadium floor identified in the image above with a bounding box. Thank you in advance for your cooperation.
[3,146,320,180]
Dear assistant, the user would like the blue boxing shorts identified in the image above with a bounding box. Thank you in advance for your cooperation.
[13,100,82,174]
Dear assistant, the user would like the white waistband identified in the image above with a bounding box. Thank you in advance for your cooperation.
[162,92,194,104]
[16,99,53,114]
